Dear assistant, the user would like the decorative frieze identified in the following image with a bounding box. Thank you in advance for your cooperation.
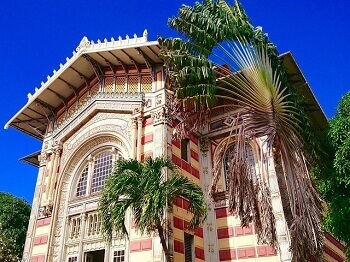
[152,107,172,126]
[53,92,143,135]
[199,136,209,155]
[155,94,162,106]
[38,205,53,218]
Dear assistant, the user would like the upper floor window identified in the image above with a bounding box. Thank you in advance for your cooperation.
[223,143,256,188]
[181,139,190,162]
[75,148,123,198]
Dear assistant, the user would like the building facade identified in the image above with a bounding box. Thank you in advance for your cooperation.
[6,32,346,262]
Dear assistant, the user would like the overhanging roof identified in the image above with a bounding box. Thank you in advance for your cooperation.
[280,52,328,130]
[5,33,327,140]
[19,151,40,167]
[4,30,162,140]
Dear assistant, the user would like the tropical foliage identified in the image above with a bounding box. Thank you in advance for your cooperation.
[159,0,323,260]
[0,192,31,261]
[99,157,207,262]
[314,92,350,257]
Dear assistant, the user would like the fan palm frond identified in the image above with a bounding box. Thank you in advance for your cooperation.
[159,1,323,260]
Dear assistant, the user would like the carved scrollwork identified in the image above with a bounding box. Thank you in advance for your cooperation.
[38,152,48,167]
[152,107,172,126]
[155,94,162,106]
[38,205,53,218]
[200,136,209,154]
[76,36,91,52]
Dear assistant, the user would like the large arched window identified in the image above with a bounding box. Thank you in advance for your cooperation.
[223,143,257,188]
[75,148,123,198]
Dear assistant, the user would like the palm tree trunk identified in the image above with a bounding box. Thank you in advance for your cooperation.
[156,221,172,262]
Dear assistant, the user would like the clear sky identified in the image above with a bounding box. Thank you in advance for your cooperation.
[0,0,349,204]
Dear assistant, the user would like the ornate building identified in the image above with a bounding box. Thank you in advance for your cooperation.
[6,31,346,262]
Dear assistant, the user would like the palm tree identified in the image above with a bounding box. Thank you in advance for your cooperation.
[159,0,323,261]
[99,157,207,262]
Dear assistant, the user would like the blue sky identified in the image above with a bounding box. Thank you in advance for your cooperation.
[0,0,349,203]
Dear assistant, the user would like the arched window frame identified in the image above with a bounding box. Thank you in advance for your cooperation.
[223,142,258,191]
[73,146,123,199]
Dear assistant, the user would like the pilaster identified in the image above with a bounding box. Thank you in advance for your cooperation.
[77,213,87,262]
[264,141,292,262]
[199,136,220,262]
[136,116,143,161]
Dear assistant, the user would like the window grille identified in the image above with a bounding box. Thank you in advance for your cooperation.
[113,250,125,262]
[128,76,138,93]
[74,149,123,199]
[91,151,113,193]
[116,77,125,92]
[141,75,152,92]
[184,233,193,262]
[104,76,114,93]
[76,165,88,197]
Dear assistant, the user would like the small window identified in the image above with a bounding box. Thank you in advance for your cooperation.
[74,148,122,199]
[68,256,77,262]
[224,143,256,188]
[76,165,88,197]
[184,233,194,262]
[113,250,125,262]
[181,139,190,162]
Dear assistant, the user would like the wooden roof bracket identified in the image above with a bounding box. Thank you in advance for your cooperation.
[83,54,105,91]
[14,118,45,138]
[121,50,140,74]
[34,98,56,131]
[108,51,127,74]
[69,66,91,95]
[96,52,117,78]
[136,47,155,81]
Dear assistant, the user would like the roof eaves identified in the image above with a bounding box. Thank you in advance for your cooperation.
[280,51,328,129]
[4,30,154,131]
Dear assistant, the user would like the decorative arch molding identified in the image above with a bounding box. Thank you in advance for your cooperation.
[49,133,128,262]
[212,135,261,165]
[59,112,133,168]
[210,135,262,195]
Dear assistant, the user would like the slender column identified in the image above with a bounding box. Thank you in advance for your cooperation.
[136,117,143,161]
[113,71,116,92]
[199,135,220,262]
[77,213,87,262]
[111,147,118,162]
[263,137,292,262]
[131,118,137,159]
[138,74,141,92]
[48,148,61,204]
[45,152,55,203]
[85,155,94,195]
[125,75,128,92]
